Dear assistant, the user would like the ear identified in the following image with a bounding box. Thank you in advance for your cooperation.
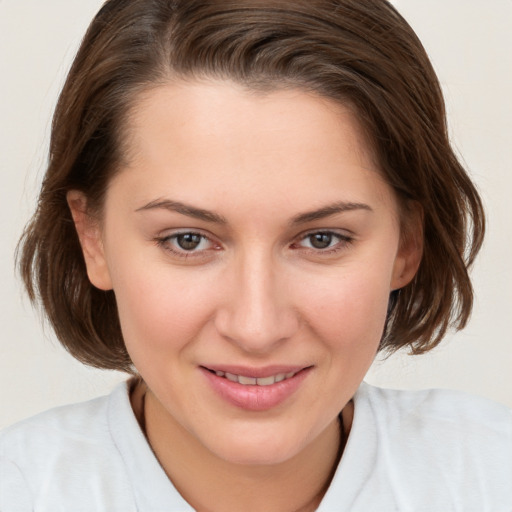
[67,190,113,291]
[390,203,423,291]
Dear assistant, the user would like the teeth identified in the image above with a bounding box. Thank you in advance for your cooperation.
[238,375,257,385]
[256,376,276,386]
[212,369,298,386]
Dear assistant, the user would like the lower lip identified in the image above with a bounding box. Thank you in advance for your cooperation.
[201,367,311,412]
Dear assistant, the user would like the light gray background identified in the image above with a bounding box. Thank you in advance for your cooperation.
[1,0,511,429]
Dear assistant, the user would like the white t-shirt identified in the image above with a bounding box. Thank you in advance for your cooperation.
[1,380,511,511]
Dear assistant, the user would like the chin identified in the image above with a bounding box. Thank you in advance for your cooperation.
[215,445,298,467]
[204,428,305,466]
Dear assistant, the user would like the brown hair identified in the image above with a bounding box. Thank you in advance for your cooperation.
[18,0,485,372]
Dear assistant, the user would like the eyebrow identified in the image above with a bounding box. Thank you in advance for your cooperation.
[136,198,372,225]
[135,199,228,224]
[289,201,373,225]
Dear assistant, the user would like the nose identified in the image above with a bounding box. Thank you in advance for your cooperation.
[214,251,299,354]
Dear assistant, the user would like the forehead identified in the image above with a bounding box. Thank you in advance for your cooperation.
[112,80,398,222]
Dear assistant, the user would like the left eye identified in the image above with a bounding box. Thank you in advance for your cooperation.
[298,232,349,250]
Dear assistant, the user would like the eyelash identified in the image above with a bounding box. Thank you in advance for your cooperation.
[154,230,354,259]
[293,231,354,254]
[154,231,218,259]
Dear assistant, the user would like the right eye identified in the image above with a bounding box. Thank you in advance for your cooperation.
[173,233,208,251]
[154,231,219,258]
[302,232,337,250]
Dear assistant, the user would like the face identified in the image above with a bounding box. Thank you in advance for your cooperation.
[71,80,419,465]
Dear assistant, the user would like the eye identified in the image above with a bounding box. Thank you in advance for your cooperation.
[305,232,336,249]
[294,231,353,253]
[155,231,218,257]
[174,233,207,251]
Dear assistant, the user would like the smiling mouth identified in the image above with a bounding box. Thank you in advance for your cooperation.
[204,368,300,386]
[201,365,312,410]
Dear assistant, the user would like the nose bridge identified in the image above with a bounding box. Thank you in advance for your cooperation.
[215,246,297,353]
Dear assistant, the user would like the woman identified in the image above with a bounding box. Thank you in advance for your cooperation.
[1,0,510,510]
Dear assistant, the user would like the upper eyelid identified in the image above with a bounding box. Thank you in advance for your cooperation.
[295,228,354,240]
[158,228,214,240]
[156,229,214,244]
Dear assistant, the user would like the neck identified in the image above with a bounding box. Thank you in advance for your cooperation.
[130,378,350,512]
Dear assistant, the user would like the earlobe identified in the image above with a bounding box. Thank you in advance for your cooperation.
[67,190,113,291]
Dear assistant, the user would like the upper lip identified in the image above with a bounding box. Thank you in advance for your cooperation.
[201,364,311,378]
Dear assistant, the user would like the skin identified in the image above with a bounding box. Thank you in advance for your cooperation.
[69,80,421,512]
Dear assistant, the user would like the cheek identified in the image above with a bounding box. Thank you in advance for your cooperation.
[298,269,391,399]
[297,263,393,351]
[109,258,219,364]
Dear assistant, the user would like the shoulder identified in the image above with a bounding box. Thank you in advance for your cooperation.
[353,383,512,508]
[0,381,138,510]
[1,386,114,460]
[322,384,512,510]
[358,382,512,440]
